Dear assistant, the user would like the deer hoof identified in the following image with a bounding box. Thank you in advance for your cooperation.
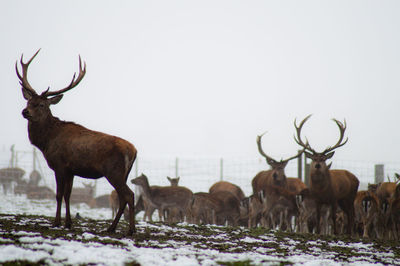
[126,228,136,237]
[53,220,61,227]
[106,226,116,233]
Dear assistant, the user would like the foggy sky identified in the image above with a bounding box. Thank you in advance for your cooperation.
[1,0,399,164]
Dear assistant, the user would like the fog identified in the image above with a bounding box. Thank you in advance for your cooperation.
[1,0,399,164]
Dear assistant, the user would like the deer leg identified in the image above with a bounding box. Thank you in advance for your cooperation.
[315,203,321,234]
[54,174,65,227]
[63,175,74,229]
[331,204,337,235]
[108,182,135,235]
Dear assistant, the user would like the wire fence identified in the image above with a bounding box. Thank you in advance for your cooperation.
[1,146,399,198]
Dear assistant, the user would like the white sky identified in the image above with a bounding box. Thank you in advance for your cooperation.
[1,0,399,163]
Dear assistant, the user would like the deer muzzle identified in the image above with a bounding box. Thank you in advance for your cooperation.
[22,108,31,119]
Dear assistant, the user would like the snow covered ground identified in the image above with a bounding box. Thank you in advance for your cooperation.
[0,193,399,265]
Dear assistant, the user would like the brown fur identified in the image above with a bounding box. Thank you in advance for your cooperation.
[286,178,307,193]
[189,192,218,225]
[376,182,397,203]
[354,190,382,238]
[209,190,240,226]
[294,115,359,235]
[262,184,298,230]
[131,174,193,223]
[309,167,359,234]
[132,176,181,221]
[247,194,263,228]
[17,51,137,235]
[209,181,245,201]
[389,196,400,239]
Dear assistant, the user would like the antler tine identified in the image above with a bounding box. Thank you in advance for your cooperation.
[15,49,41,95]
[323,118,348,154]
[293,114,315,153]
[256,131,277,165]
[42,55,86,97]
[282,148,305,163]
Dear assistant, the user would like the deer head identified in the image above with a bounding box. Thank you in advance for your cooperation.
[131,174,149,187]
[16,49,86,123]
[294,115,348,182]
[257,132,304,186]
[167,176,180,187]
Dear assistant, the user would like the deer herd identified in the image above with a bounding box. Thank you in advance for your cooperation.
[14,50,400,240]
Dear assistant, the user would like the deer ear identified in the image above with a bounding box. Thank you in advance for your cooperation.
[48,95,63,105]
[327,162,332,169]
[22,87,34,100]
[167,176,171,181]
[325,151,335,160]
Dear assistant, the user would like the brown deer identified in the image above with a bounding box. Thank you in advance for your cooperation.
[167,176,180,187]
[209,181,247,225]
[294,115,359,235]
[209,190,241,226]
[16,50,137,235]
[131,174,193,223]
[246,194,263,228]
[286,178,307,194]
[189,192,218,225]
[129,176,181,221]
[354,190,383,239]
[251,132,303,228]
[209,181,245,201]
[252,132,304,199]
[376,182,397,205]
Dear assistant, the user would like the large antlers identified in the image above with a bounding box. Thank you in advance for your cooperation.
[257,131,304,165]
[42,55,86,97]
[15,49,41,95]
[294,114,314,153]
[16,49,86,97]
[294,114,348,155]
[322,118,348,154]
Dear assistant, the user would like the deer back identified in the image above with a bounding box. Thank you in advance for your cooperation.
[329,169,359,201]
[209,190,240,226]
[150,186,193,209]
[190,192,219,224]
[286,177,307,194]
[376,182,397,202]
[354,191,380,221]
[209,181,245,201]
[251,170,273,198]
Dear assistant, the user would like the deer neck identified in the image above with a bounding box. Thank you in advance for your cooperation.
[310,170,332,192]
[27,115,60,153]
[136,179,154,204]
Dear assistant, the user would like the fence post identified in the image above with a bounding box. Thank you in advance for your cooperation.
[175,157,179,177]
[220,158,223,181]
[135,158,139,177]
[297,150,303,180]
[375,164,384,184]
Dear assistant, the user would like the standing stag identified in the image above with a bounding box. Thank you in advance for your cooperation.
[294,115,359,235]
[252,132,304,195]
[16,50,137,235]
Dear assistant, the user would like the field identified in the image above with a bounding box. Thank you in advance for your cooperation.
[0,193,400,265]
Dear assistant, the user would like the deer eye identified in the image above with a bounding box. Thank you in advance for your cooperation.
[39,103,45,108]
